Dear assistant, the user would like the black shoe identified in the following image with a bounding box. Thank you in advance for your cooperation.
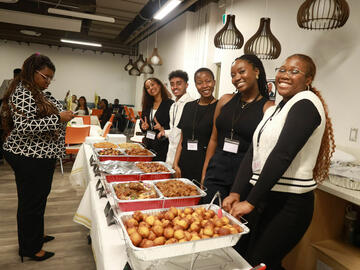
[20,251,55,262]
[43,235,55,243]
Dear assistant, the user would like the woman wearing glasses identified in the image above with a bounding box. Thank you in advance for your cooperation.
[1,53,74,262]
[223,54,335,269]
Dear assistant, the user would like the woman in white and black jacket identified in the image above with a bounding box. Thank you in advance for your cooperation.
[1,53,74,262]
[223,54,335,269]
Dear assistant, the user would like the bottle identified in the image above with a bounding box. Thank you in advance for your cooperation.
[344,206,357,245]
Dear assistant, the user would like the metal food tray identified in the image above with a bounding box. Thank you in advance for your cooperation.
[153,178,206,208]
[104,161,175,182]
[117,204,250,261]
[109,181,164,212]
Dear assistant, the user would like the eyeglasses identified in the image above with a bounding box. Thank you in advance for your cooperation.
[275,67,305,76]
[36,70,55,82]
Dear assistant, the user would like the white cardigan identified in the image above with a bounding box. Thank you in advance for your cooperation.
[250,91,325,194]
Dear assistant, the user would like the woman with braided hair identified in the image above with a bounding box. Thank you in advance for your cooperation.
[1,53,74,262]
[223,54,335,269]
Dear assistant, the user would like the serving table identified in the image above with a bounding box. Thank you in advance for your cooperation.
[72,143,252,270]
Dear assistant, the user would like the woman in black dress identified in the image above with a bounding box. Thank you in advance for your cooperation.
[140,78,173,161]
[173,68,218,181]
[201,55,273,203]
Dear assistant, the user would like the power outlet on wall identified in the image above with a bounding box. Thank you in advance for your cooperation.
[349,128,358,142]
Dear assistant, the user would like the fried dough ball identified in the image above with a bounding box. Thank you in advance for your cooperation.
[189,222,201,232]
[133,211,143,222]
[229,227,238,234]
[153,219,163,227]
[126,218,138,228]
[179,238,187,243]
[220,216,230,225]
[191,235,201,241]
[154,236,166,246]
[174,229,185,240]
[177,219,189,230]
[184,231,192,241]
[157,212,165,220]
[173,225,183,231]
[130,232,142,247]
[152,225,164,237]
[127,227,137,235]
[161,219,170,228]
[164,211,175,220]
[145,215,156,226]
[214,218,224,227]
[203,226,214,237]
[138,225,150,238]
[234,224,243,233]
[169,207,178,216]
[201,235,210,239]
[164,227,174,239]
[218,227,231,236]
[184,207,194,215]
[165,238,178,245]
[143,239,155,248]
[148,230,156,241]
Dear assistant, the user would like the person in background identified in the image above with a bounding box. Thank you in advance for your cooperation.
[223,54,335,269]
[64,91,77,111]
[140,78,173,161]
[1,53,74,262]
[0,68,21,165]
[99,98,112,128]
[173,68,218,182]
[112,98,124,131]
[74,96,90,116]
[201,54,273,203]
[155,70,193,165]
[96,95,102,109]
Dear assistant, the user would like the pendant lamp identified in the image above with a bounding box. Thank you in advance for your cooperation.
[124,58,134,71]
[129,53,141,76]
[134,54,145,70]
[297,0,350,30]
[149,31,163,65]
[244,17,281,60]
[214,14,244,49]
[140,58,154,74]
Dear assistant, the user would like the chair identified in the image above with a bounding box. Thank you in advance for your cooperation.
[137,111,142,119]
[130,119,144,143]
[60,126,90,174]
[109,114,115,124]
[101,121,112,138]
[75,116,91,125]
[91,109,103,117]
[127,107,137,134]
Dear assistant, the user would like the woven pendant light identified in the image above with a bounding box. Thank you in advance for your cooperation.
[129,53,141,76]
[134,54,145,70]
[214,14,244,49]
[244,17,281,60]
[297,0,350,30]
[140,58,154,74]
[124,58,134,71]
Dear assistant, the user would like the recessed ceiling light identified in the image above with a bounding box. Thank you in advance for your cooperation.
[0,0,19,3]
[20,30,41,36]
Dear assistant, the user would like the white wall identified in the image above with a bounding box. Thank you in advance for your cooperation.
[216,0,360,156]
[0,41,137,105]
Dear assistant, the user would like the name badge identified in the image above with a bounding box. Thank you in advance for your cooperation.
[187,140,198,151]
[223,138,239,153]
[146,131,156,140]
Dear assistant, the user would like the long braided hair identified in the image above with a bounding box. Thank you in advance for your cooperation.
[288,54,335,182]
[1,53,58,137]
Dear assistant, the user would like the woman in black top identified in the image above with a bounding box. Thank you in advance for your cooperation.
[201,55,273,203]
[173,68,218,182]
[1,53,74,262]
[140,78,173,161]
[99,98,112,128]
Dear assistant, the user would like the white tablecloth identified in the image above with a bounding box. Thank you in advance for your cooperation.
[72,144,252,270]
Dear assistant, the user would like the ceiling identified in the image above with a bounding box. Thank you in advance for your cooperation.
[0,0,201,55]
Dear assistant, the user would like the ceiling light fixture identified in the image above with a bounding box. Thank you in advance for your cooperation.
[48,8,115,23]
[0,0,18,3]
[153,0,182,20]
[60,39,102,47]
[214,14,244,49]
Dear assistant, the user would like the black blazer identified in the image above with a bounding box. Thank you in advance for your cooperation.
[140,98,174,134]
[140,98,174,161]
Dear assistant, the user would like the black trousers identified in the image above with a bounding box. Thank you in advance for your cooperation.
[235,191,314,270]
[4,151,56,256]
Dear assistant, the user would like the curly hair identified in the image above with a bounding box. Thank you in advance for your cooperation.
[288,54,336,182]
[141,78,171,112]
[1,53,58,137]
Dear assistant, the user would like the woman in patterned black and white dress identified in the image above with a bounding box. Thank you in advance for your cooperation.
[1,53,74,262]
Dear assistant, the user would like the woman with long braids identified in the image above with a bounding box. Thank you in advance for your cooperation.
[1,53,74,262]
[201,54,273,203]
[223,54,335,269]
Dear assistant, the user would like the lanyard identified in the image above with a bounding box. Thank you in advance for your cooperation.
[149,108,155,129]
[230,92,260,139]
[191,97,214,140]
[256,105,281,147]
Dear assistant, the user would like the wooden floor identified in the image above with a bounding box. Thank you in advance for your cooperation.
[0,160,96,269]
